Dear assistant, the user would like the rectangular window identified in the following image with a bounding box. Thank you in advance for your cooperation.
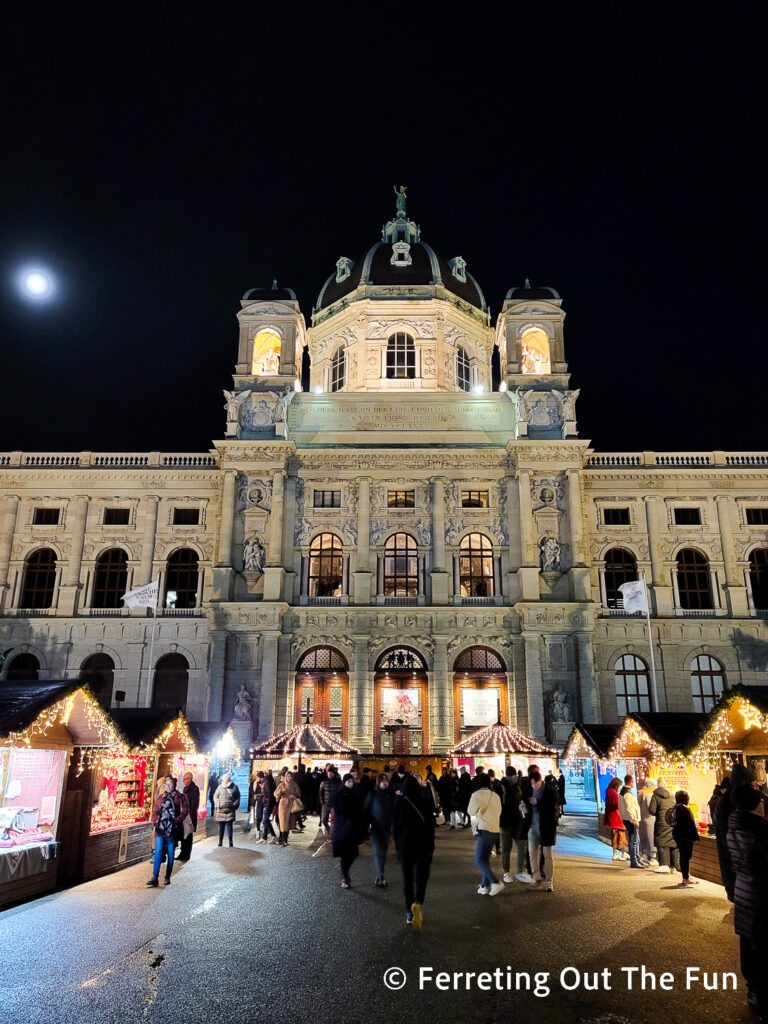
[461,490,489,508]
[604,507,631,525]
[173,507,200,526]
[313,490,341,508]
[33,507,60,525]
[674,507,702,525]
[387,490,415,508]
[746,508,768,525]
[103,508,130,526]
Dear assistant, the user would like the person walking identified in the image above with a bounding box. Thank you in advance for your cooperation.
[177,772,199,862]
[208,770,219,819]
[213,772,240,848]
[251,772,267,842]
[467,773,503,896]
[715,764,756,901]
[458,767,473,827]
[319,766,342,837]
[638,777,658,866]
[619,775,646,869]
[261,769,278,843]
[649,777,679,873]
[487,769,504,855]
[526,770,559,892]
[364,773,393,886]
[274,770,301,846]
[499,767,525,883]
[332,773,363,888]
[604,777,627,861]
[393,773,435,928]
[437,768,453,827]
[672,790,700,885]
[726,783,768,1020]
[147,776,188,887]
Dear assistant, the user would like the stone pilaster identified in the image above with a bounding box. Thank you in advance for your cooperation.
[353,477,372,604]
[0,495,19,614]
[644,496,673,614]
[575,632,599,721]
[523,631,546,739]
[58,495,89,616]
[257,631,280,741]
[138,495,160,586]
[263,470,287,601]
[716,494,749,616]
[430,477,449,603]
[348,635,372,751]
[516,469,539,599]
[430,635,453,751]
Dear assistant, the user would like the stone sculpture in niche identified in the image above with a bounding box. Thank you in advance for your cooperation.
[549,685,571,723]
[233,685,253,722]
[540,536,561,572]
[243,536,266,574]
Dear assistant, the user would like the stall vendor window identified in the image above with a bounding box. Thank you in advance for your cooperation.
[0,748,66,852]
[90,756,154,834]
[171,755,210,820]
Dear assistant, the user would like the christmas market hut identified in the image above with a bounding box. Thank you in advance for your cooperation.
[250,723,360,777]
[0,681,128,908]
[448,721,559,779]
[560,723,623,815]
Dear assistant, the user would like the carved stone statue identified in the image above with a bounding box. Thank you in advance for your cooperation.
[243,536,266,574]
[394,185,407,215]
[540,536,561,572]
[223,389,251,424]
[233,685,253,722]
[549,685,571,723]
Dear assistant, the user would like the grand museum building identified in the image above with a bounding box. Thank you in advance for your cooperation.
[2,194,768,755]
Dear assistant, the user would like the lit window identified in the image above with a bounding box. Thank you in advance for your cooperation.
[459,533,494,598]
[386,333,415,379]
[387,490,415,508]
[690,655,725,712]
[330,347,346,392]
[383,534,418,597]
[614,654,651,716]
[461,491,488,508]
[456,347,471,392]
[520,327,551,375]
[252,328,282,375]
[308,534,343,597]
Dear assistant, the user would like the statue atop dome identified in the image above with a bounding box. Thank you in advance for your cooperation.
[393,185,407,216]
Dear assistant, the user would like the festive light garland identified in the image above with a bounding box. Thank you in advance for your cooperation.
[251,723,360,757]
[449,723,559,757]
[607,717,668,763]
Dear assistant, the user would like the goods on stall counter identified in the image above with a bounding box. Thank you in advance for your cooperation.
[89,756,153,834]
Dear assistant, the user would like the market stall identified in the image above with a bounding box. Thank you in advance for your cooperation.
[62,707,199,883]
[250,723,359,777]
[560,724,623,815]
[448,721,559,778]
[0,681,127,908]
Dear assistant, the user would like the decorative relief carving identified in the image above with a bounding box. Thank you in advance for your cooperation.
[365,319,435,339]
[531,476,565,510]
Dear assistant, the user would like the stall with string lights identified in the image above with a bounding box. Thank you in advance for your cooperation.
[448,721,559,778]
[250,723,359,777]
[0,681,128,907]
[559,723,624,815]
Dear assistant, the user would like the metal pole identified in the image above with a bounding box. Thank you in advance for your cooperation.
[143,606,158,707]
[642,570,659,711]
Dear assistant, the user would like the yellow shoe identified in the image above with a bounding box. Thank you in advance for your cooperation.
[411,902,423,929]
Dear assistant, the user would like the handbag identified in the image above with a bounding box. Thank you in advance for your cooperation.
[182,813,193,838]
[291,797,305,814]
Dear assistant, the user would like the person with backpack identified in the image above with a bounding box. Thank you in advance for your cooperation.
[672,790,700,885]
[467,774,503,896]
[649,777,679,873]
[393,773,435,928]
[213,772,240,847]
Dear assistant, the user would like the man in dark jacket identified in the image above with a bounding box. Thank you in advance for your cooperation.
[177,772,200,861]
[715,763,755,901]
[649,779,679,873]
[319,767,342,837]
[261,769,277,842]
[458,768,473,826]
[393,774,436,929]
[499,767,524,883]
[726,784,768,1020]
[437,769,453,827]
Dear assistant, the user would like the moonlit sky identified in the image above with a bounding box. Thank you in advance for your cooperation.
[1,7,766,454]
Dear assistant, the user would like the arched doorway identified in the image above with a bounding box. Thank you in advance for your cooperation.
[79,653,115,710]
[152,653,189,712]
[4,653,40,681]
[294,646,349,738]
[453,646,507,743]
[374,647,428,756]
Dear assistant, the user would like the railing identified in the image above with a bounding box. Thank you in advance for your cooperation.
[307,596,343,605]
[12,608,55,617]
[586,450,768,469]
[88,608,125,616]
[461,596,495,605]
[675,608,721,617]
[383,596,418,605]
[0,451,219,469]
[600,608,644,617]
[586,454,642,467]
[160,607,202,617]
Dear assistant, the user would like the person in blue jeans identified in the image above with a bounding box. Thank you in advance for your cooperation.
[147,776,188,887]
[619,774,647,870]
[467,775,503,895]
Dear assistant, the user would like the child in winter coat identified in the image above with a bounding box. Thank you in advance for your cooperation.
[671,790,700,885]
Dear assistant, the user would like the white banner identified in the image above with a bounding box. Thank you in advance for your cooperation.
[462,689,499,727]
[121,579,159,609]
[619,579,648,615]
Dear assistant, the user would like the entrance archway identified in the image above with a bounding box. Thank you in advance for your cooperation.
[374,647,428,756]
[294,646,349,739]
[453,646,507,744]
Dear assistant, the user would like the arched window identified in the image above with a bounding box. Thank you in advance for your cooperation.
[690,655,725,712]
[749,549,768,610]
[79,653,115,710]
[386,333,415,379]
[676,549,713,610]
[251,328,282,375]
[459,533,494,597]
[308,533,343,597]
[604,548,638,609]
[614,654,651,716]
[454,646,506,671]
[19,548,57,609]
[520,327,551,374]
[384,533,418,597]
[92,549,128,609]
[165,549,199,609]
[456,347,471,392]
[330,347,346,392]
[152,653,189,712]
[4,653,40,681]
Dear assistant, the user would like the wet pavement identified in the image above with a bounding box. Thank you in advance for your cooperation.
[0,815,750,1024]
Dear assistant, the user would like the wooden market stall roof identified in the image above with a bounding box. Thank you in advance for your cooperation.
[685,685,768,758]
[110,708,197,754]
[0,681,129,752]
[449,722,559,757]
[250,724,360,757]
[562,723,621,762]
[608,712,708,762]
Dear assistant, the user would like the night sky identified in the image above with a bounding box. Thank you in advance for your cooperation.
[2,7,766,455]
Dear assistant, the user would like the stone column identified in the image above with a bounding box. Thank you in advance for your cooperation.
[644,495,673,614]
[138,495,160,586]
[716,494,749,616]
[263,470,287,602]
[430,477,449,604]
[353,478,373,605]
[575,632,599,721]
[217,470,237,566]
[517,469,539,600]
[257,632,280,740]
[522,631,546,739]
[348,635,372,750]
[566,469,590,599]
[58,495,89,616]
[0,495,19,614]
[430,635,453,751]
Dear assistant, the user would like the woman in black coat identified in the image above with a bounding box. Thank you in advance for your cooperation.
[393,774,435,928]
[331,774,363,889]
[671,790,700,885]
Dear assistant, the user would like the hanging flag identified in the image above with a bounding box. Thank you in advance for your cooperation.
[619,579,648,614]
[121,580,159,609]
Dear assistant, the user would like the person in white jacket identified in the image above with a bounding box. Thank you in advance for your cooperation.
[619,774,647,869]
[467,776,504,895]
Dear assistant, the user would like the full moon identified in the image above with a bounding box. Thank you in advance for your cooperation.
[16,265,56,302]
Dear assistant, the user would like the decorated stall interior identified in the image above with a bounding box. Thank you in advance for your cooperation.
[560,724,622,816]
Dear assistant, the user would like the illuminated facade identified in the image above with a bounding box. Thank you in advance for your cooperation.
[2,192,768,753]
